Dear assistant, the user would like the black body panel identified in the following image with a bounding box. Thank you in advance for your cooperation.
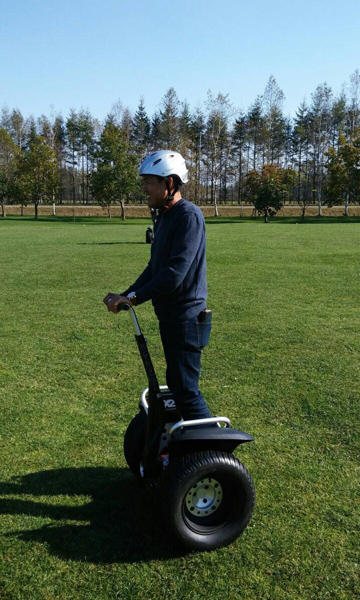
[169,427,254,455]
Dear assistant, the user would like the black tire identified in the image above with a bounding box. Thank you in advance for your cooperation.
[123,411,147,478]
[159,450,255,552]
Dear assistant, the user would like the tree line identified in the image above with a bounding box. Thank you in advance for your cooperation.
[1,72,360,220]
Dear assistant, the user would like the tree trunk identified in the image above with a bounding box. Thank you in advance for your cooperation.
[237,151,242,204]
[81,148,85,204]
[52,202,56,217]
[72,145,76,204]
[194,153,199,205]
[86,149,90,204]
[213,187,219,217]
[301,203,306,223]
[34,202,38,220]
[120,199,125,221]
[107,205,111,218]
[210,157,215,205]
[297,145,302,204]
[1,202,6,218]
[205,165,209,203]
[21,204,24,216]
[344,193,349,216]
[58,159,63,204]
[318,190,322,217]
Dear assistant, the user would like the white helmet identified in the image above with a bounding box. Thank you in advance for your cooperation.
[139,150,189,184]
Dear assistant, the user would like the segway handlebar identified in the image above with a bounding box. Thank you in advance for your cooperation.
[117,302,141,336]
[117,303,130,311]
[106,298,141,336]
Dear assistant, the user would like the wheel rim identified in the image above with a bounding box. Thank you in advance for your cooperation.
[185,478,223,518]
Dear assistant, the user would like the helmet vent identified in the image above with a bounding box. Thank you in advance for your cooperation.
[151,158,162,166]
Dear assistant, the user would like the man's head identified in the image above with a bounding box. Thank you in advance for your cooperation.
[139,151,188,209]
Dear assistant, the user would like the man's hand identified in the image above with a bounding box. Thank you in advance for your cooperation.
[103,293,132,313]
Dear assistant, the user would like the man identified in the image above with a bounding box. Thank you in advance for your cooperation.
[104,150,212,421]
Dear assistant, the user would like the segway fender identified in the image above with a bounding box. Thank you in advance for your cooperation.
[169,427,254,455]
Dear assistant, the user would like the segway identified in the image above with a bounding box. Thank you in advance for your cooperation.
[119,303,255,552]
[145,208,159,244]
[145,227,154,244]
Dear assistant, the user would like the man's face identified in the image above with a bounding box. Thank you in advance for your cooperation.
[141,175,167,209]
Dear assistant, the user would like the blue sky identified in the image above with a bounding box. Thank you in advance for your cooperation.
[1,0,359,121]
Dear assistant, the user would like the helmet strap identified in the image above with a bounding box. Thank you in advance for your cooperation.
[164,176,180,204]
[164,177,174,204]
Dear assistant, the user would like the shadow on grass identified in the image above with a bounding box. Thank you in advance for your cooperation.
[4,215,360,226]
[205,216,360,225]
[271,216,360,225]
[77,242,145,245]
[2,216,151,226]
[0,467,184,564]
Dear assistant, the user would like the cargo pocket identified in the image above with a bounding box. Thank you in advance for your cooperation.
[196,309,213,349]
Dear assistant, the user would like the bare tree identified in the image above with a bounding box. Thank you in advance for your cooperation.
[204,91,234,215]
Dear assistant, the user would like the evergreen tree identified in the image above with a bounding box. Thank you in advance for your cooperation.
[247,96,264,170]
[91,117,139,219]
[53,115,67,204]
[17,135,59,219]
[330,91,347,147]
[150,111,161,150]
[0,127,19,217]
[308,83,333,214]
[292,100,310,205]
[204,91,233,213]
[232,111,249,205]
[348,69,360,136]
[179,101,192,150]
[131,96,151,156]
[0,106,12,131]
[159,87,180,148]
[262,75,286,163]
[120,107,133,143]
[37,114,53,146]
[10,109,26,149]
[282,117,294,171]
[77,109,95,204]
[25,116,37,147]
[66,109,81,204]
[189,106,206,204]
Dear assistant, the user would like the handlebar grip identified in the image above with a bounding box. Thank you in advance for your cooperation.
[117,303,130,312]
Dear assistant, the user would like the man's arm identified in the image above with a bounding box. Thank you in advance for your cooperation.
[103,261,153,313]
[120,261,152,298]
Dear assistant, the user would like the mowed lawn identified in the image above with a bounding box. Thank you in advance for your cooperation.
[0,215,359,600]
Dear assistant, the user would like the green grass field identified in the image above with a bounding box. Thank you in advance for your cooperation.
[1,215,359,600]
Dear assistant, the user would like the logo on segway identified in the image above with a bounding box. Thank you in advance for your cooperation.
[163,399,176,410]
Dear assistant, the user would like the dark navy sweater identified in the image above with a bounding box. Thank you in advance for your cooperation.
[122,199,207,323]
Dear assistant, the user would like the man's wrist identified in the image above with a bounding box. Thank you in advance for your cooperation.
[127,291,137,305]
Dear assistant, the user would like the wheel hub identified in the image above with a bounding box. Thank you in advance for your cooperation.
[185,478,223,518]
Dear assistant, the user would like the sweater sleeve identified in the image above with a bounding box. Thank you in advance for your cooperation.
[135,212,203,303]
[120,261,153,303]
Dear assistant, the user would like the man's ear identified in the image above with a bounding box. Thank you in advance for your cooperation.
[167,176,174,194]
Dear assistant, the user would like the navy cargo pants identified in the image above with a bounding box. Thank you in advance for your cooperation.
[159,315,212,421]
